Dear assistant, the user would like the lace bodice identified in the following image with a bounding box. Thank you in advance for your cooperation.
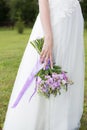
[49,0,80,19]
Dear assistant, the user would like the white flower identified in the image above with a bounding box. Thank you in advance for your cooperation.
[62,80,66,85]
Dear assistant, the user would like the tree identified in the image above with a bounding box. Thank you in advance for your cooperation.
[0,0,10,26]
[10,0,38,27]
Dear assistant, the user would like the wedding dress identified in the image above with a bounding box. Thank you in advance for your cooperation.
[3,0,85,130]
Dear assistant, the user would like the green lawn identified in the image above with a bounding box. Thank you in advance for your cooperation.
[0,28,31,129]
[0,28,87,130]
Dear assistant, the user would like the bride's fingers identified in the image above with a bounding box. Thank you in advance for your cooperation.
[45,55,49,64]
[43,62,46,70]
[40,50,47,63]
[40,50,44,58]
[44,55,49,69]
[50,54,53,69]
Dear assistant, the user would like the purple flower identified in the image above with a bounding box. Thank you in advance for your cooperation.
[62,72,68,80]
[58,74,64,80]
[53,82,58,88]
[45,65,49,70]
[45,75,51,79]
[45,59,50,70]
[42,84,48,93]
[57,81,61,87]
[47,77,54,84]
[42,87,47,92]
[48,59,50,65]
[52,73,58,79]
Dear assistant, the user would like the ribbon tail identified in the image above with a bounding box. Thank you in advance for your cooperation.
[12,75,34,108]
[29,77,38,102]
[11,59,43,108]
[29,86,37,102]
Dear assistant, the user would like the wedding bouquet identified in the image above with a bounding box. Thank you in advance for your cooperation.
[30,38,73,98]
[12,38,74,108]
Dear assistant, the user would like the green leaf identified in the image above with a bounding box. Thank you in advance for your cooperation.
[53,65,61,69]
[30,37,44,54]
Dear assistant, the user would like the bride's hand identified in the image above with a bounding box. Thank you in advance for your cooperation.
[40,36,53,69]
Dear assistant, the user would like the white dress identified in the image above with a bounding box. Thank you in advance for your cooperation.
[3,0,85,130]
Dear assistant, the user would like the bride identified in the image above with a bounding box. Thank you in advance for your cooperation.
[3,0,85,130]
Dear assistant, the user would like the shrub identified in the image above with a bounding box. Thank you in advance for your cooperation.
[15,19,24,34]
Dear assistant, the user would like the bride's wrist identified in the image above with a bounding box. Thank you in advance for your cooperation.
[44,33,53,43]
[45,33,53,39]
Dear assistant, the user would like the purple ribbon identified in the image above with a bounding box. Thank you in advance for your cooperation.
[12,59,42,108]
[29,77,38,102]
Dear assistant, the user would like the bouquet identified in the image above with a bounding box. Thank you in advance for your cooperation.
[30,38,73,98]
[12,38,74,108]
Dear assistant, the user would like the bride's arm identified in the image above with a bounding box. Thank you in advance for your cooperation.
[38,0,52,38]
[38,0,53,68]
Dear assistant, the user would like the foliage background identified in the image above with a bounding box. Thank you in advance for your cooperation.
[0,0,87,27]
[0,0,38,27]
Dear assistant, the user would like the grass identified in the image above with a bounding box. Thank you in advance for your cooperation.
[80,29,87,130]
[0,28,31,128]
[0,28,87,129]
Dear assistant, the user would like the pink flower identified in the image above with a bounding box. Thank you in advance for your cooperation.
[62,72,68,80]
[58,74,64,80]
[47,77,54,84]
[45,75,51,79]
[52,73,58,79]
